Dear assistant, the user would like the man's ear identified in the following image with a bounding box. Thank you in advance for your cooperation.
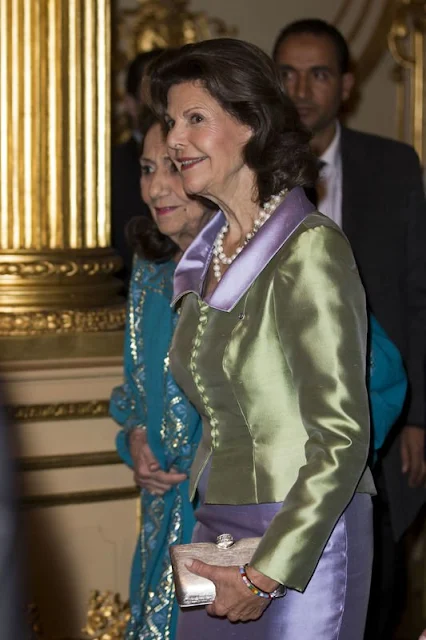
[341,72,355,103]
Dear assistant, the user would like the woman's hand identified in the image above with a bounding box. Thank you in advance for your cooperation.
[129,429,187,495]
[188,560,280,622]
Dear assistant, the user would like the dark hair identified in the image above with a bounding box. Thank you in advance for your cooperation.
[272,19,350,75]
[149,38,318,205]
[125,49,166,98]
[126,107,179,262]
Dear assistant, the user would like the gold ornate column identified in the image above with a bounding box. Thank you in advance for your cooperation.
[388,0,426,163]
[0,0,124,337]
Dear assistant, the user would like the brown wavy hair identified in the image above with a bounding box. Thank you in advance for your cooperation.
[148,38,318,205]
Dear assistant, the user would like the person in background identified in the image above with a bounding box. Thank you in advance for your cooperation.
[0,400,28,638]
[110,107,213,640]
[150,37,375,639]
[111,49,165,285]
[272,18,426,639]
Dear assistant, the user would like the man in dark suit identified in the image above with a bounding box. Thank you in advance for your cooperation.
[273,18,426,640]
[0,401,28,638]
[111,49,164,286]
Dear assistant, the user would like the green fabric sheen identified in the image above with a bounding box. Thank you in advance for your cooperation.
[170,214,375,592]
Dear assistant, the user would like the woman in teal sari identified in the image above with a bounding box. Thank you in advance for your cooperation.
[110,108,213,640]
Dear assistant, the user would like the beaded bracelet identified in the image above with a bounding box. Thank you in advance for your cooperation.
[239,564,287,600]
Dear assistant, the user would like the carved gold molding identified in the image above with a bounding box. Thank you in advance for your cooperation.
[113,0,237,141]
[0,248,124,336]
[82,591,130,640]
[10,400,110,423]
[0,256,120,279]
[121,0,237,49]
[0,305,125,337]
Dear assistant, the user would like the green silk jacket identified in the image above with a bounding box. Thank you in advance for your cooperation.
[170,187,375,591]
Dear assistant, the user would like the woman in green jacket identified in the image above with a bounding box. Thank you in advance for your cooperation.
[150,39,375,639]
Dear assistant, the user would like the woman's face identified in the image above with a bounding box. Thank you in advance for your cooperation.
[140,122,209,248]
[165,82,253,202]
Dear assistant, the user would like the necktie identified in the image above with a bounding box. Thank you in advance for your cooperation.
[304,184,318,207]
[304,160,326,208]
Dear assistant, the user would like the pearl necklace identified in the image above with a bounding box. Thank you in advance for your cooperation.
[212,189,287,282]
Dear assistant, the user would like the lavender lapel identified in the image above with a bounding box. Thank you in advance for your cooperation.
[173,186,315,311]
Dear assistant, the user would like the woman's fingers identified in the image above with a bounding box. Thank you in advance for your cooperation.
[200,564,271,622]
[129,430,187,493]
[152,469,187,484]
[134,469,187,493]
[188,559,217,580]
[137,468,187,486]
[140,438,161,472]
[129,429,161,472]
[134,475,168,494]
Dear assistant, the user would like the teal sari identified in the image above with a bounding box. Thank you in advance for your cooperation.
[369,314,407,458]
[110,256,201,640]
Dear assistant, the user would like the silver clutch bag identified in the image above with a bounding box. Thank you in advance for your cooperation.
[170,533,260,607]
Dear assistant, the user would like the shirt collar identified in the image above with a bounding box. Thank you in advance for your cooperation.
[320,121,341,169]
[172,186,315,312]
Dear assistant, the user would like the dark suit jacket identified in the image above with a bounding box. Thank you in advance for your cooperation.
[111,136,150,286]
[340,126,426,538]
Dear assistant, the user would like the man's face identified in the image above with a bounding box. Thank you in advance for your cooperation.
[274,33,354,135]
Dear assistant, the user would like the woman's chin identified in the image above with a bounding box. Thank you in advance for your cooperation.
[181,177,204,196]
[157,222,179,238]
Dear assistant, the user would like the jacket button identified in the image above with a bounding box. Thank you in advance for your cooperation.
[238,312,245,320]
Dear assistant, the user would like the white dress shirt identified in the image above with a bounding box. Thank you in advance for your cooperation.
[318,122,343,228]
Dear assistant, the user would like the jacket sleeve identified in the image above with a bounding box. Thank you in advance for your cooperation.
[403,147,426,427]
[250,223,371,591]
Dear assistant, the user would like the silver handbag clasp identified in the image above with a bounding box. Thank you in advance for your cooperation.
[216,533,235,549]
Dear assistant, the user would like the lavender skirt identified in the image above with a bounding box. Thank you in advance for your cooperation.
[177,469,373,640]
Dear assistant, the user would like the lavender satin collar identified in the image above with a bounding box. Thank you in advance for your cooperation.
[173,186,315,312]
